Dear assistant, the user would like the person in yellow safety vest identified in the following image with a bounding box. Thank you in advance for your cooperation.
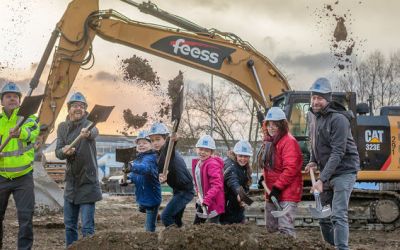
[0,82,39,250]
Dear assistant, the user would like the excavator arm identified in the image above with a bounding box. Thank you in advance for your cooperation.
[37,0,289,144]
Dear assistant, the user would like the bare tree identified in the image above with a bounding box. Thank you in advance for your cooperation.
[179,81,254,150]
[337,50,400,112]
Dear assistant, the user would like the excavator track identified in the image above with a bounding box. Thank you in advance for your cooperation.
[246,188,400,230]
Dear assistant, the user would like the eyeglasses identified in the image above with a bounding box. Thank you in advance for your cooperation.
[70,103,86,109]
[266,123,278,128]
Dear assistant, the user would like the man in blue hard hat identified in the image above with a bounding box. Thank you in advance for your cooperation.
[55,92,102,247]
[0,82,40,250]
[305,78,360,250]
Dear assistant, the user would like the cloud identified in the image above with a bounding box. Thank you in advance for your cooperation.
[94,71,119,82]
[275,52,332,71]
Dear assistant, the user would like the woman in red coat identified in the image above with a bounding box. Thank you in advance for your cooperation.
[261,107,303,237]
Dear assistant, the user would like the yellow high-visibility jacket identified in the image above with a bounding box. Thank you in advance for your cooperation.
[0,108,39,179]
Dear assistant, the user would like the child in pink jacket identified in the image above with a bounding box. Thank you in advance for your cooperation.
[192,135,225,224]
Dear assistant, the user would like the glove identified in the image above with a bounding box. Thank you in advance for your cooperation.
[269,186,281,201]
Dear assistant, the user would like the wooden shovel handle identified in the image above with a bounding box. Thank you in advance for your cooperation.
[0,117,25,153]
[64,122,93,152]
[310,168,317,186]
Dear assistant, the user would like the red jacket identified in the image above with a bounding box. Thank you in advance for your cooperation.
[192,157,225,215]
[263,133,303,202]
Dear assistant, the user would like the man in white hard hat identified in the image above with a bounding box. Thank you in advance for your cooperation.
[305,78,360,250]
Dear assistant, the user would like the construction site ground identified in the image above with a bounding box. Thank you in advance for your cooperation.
[2,195,400,250]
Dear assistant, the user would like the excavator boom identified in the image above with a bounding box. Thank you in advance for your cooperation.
[37,0,289,143]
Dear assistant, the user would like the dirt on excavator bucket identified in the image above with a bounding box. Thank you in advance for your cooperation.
[33,161,64,214]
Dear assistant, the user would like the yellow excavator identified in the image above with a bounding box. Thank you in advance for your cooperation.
[29,0,400,230]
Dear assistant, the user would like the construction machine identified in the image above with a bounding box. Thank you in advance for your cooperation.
[27,0,400,230]
[29,0,289,214]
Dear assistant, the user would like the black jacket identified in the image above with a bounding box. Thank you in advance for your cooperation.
[310,101,360,182]
[223,158,250,213]
[158,140,194,194]
[55,115,102,204]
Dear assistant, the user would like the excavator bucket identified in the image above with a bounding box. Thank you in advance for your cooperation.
[33,162,64,214]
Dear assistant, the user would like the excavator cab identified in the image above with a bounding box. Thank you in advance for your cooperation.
[272,91,357,168]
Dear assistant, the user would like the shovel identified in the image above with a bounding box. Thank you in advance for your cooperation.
[116,147,137,185]
[0,94,44,153]
[162,84,184,178]
[261,181,290,218]
[238,186,254,206]
[64,104,114,152]
[195,190,219,219]
[308,168,332,219]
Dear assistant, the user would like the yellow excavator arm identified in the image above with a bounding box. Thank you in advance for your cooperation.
[37,0,290,144]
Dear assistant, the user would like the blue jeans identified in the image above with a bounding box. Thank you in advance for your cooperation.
[319,173,356,250]
[64,199,96,247]
[144,205,160,232]
[161,190,194,227]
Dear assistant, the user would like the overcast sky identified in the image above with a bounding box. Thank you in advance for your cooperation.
[0,0,399,139]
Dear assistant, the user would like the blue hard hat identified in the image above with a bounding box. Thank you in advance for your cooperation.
[233,140,253,156]
[310,77,332,94]
[67,92,87,106]
[1,82,22,99]
[265,107,286,121]
[148,122,170,136]
[195,135,216,150]
[135,130,150,142]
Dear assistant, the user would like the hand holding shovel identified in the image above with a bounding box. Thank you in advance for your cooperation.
[261,181,290,218]
[0,95,44,153]
[308,168,332,219]
[63,104,114,152]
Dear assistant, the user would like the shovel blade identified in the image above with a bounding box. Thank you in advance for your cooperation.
[18,95,44,118]
[87,105,114,125]
[270,204,291,218]
[308,205,332,219]
[115,147,137,163]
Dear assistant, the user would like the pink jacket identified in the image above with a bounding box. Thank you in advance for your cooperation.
[192,157,225,215]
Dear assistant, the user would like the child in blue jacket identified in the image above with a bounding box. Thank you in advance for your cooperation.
[128,130,161,232]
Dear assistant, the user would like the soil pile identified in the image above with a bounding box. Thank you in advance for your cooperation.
[68,224,333,250]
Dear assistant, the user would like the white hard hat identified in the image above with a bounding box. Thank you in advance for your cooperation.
[135,130,150,142]
[148,122,170,136]
[265,107,286,121]
[310,77,332,94]
[195,135,216,150]
[233,140,253,156]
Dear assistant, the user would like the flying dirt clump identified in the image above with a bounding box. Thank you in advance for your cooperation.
[312,1,365,72]
[122,110,148,131]
[168,70,184,103]
[120,55,160,89]
[119,54,185,133]
[156,71,184,118]
[334,17,347,42]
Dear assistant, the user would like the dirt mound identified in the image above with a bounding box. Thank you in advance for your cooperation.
[67,231,158,250]
[68,224,332,250]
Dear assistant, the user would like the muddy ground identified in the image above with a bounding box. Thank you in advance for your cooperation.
[2,195,400,249]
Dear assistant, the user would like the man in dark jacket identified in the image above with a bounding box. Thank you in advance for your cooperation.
[148,122,194,228]
[55,92,102,247]
[305,78,360,250]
